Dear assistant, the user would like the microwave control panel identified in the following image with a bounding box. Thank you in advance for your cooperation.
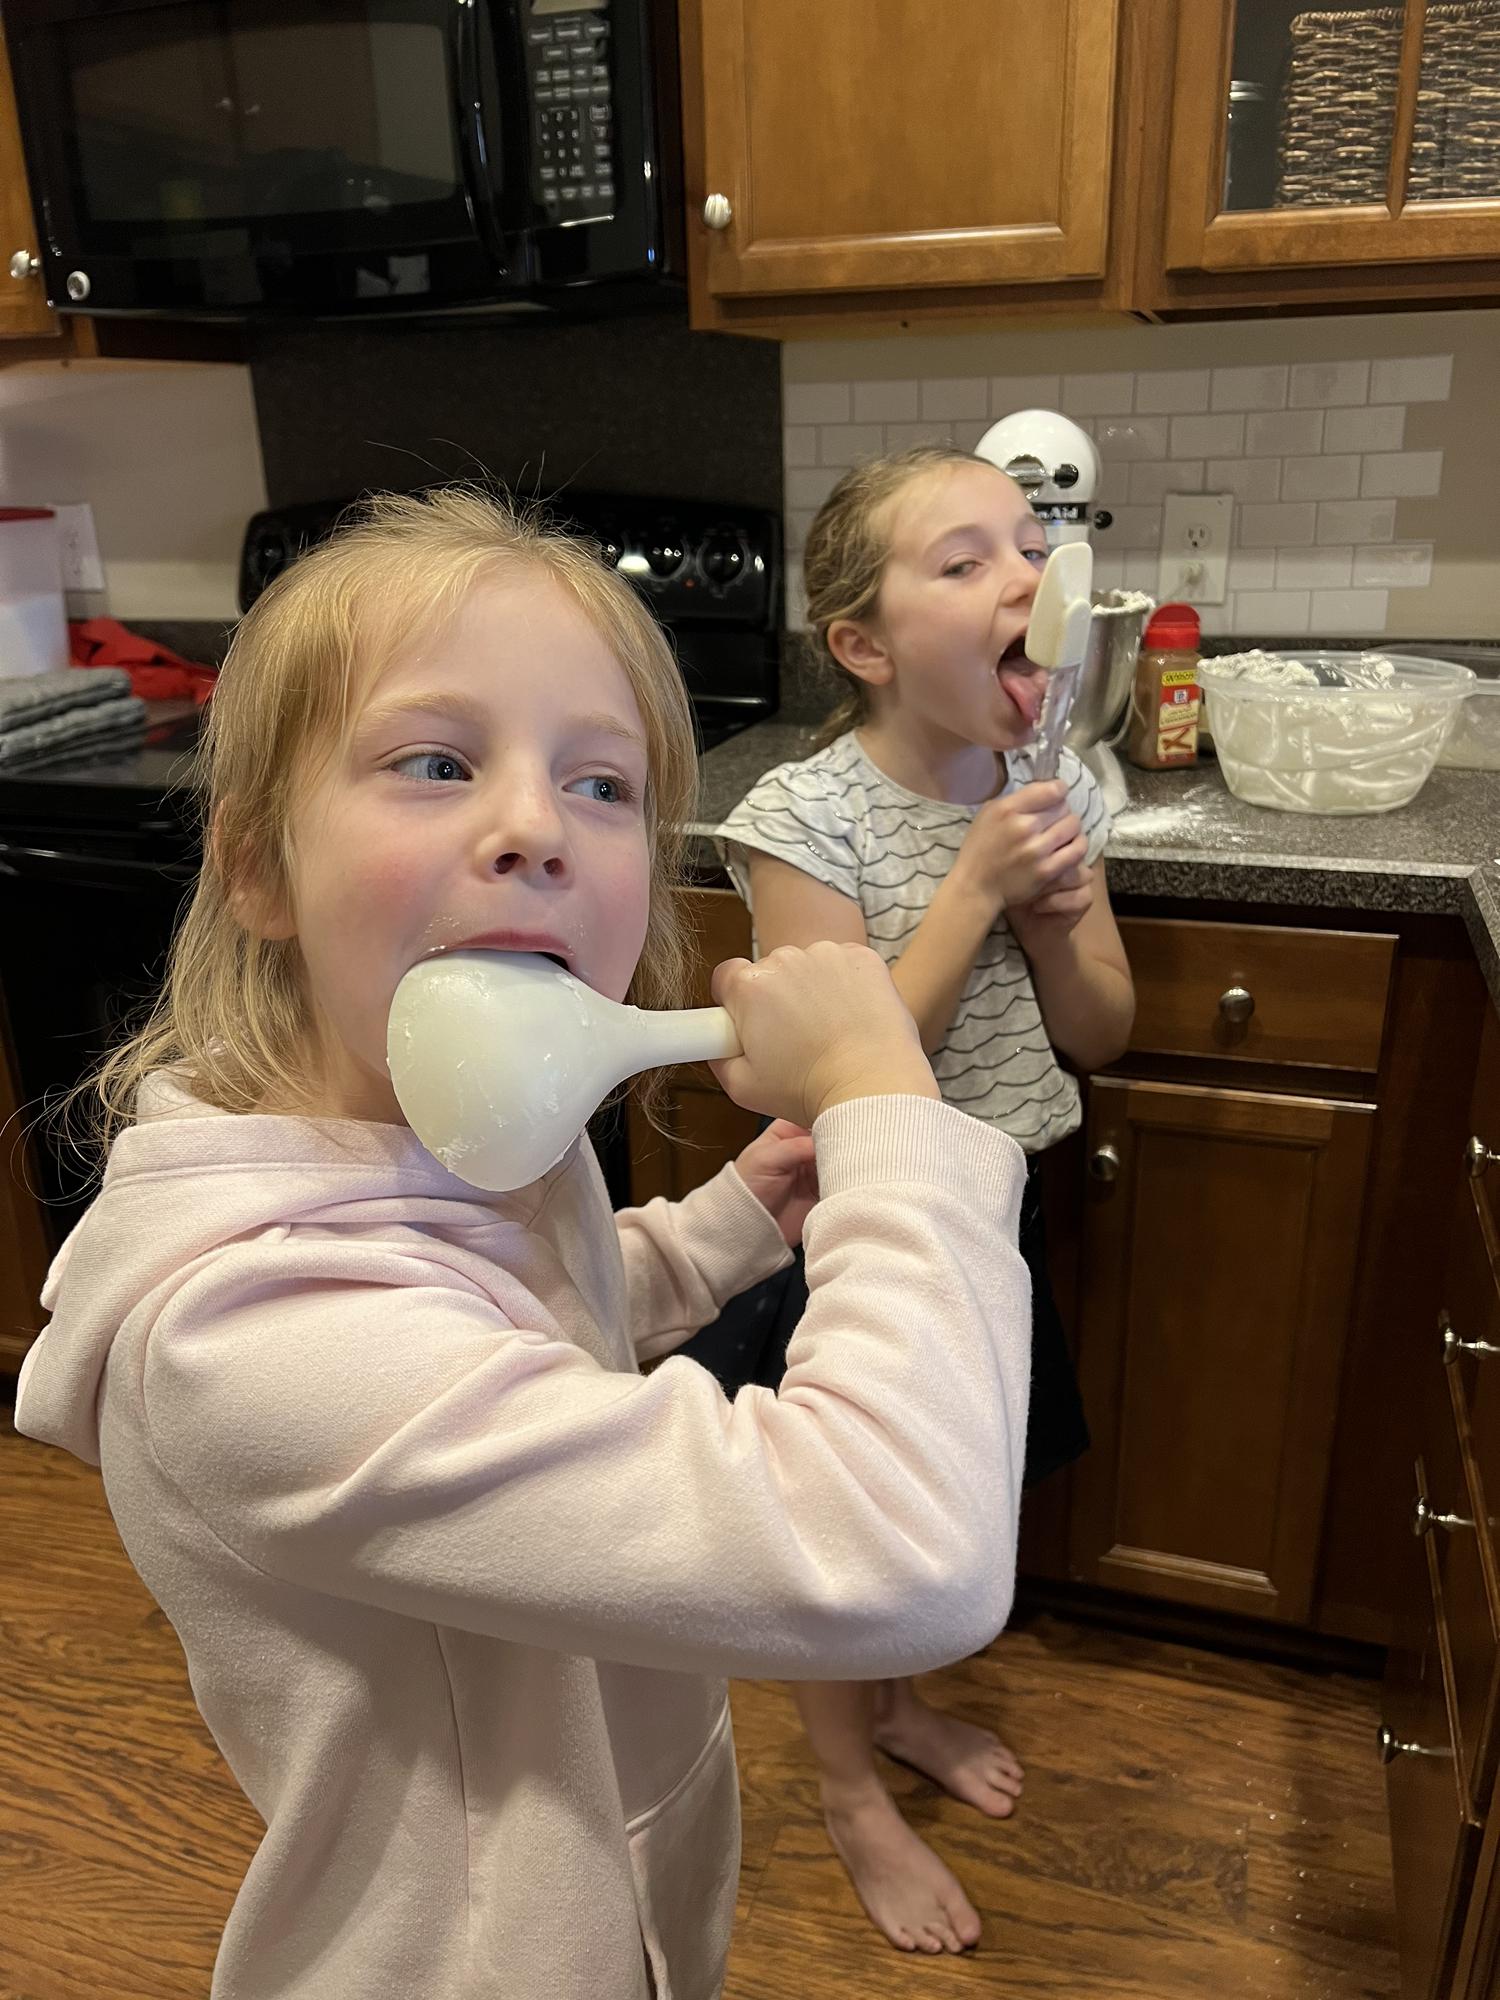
[525,3,615,221]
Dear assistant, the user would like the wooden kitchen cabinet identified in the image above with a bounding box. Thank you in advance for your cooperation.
[0,23,58,340]
[1069,1071,1374,1623]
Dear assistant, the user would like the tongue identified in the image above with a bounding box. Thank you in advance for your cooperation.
[999,666,1043,730]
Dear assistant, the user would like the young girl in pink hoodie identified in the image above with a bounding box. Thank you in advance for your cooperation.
[17,488,1034,2000]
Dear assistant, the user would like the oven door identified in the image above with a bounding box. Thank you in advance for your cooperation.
[5,0,523,314]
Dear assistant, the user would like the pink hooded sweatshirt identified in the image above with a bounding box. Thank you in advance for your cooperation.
[16,1077,1030,1999]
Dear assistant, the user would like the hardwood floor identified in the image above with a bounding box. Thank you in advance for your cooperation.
[2,1406,1398,2000]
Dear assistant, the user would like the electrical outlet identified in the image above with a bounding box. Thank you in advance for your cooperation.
[49,502,105,593]
[1159,493,1233,605]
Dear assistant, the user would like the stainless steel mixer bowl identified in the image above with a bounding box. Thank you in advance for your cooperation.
[1064,589,1155,751]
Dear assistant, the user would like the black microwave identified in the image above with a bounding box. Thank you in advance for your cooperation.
[3,0,683,317]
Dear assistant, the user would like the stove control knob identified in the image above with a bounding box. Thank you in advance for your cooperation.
[646,533,684,579]
[701,530,746,587]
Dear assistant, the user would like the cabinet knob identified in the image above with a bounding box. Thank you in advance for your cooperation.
[65,270,91,302]
[1412,1492,1473,1537]
[1467,1135,1500,1177]
[702,194,733,231]
[9,250,39,280]
[1218,985,1255,1027]
[1441,1309,1500,1365]
[1089,1143,1120,1183]
[1377,1722,1451,1764]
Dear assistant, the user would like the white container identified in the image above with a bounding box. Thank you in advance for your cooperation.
[1197,651,1474,814]
[0,508,67,679]
[1438,678,1500,771]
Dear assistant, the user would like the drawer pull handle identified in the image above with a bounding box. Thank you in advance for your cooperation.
[1441,1310,1500,1365]
[1468,1135,1500,1177]
[1089,1144,1120,1183]
[1218,985,1255,1027]
[1377,1722,1452,1764]
[1413,1493,1473,1537]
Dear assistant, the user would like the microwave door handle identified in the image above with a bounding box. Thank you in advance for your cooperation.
[452,0,510,263]
[0,837,197,888]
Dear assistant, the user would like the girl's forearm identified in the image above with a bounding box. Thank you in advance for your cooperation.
[889,869,1000,1054]
[1023,932,1135,1074]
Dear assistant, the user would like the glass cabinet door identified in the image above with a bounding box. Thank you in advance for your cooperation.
[1164,0,1500,273]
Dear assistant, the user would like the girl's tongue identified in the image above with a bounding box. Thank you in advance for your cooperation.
[998,660,1045,731]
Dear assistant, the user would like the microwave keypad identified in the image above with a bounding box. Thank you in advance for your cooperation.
[527,14,614,219]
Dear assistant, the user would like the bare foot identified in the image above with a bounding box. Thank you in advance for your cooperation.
[822,1779,982,1955]
[873,1685,1024,1818]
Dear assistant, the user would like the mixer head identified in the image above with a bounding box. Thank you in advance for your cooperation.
[974,408,1101,548]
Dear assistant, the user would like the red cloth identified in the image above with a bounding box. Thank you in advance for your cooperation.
[68,618,218,705]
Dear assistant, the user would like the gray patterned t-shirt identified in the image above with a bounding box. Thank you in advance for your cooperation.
[716,731,1111,1153]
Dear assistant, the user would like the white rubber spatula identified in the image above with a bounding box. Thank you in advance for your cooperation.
[1024,542,1095,781]
[388,951,741,1192]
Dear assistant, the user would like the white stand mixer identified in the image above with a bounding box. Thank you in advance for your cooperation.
[975,408,1154,818]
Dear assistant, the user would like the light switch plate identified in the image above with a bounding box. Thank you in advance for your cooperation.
[1159,492,1233,605]
[49,502,105,592]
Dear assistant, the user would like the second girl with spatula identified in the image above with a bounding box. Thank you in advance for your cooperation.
[713,445,1136,1956]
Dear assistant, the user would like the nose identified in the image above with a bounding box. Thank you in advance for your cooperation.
[475,773,571,882]
[1003,550,1043,606]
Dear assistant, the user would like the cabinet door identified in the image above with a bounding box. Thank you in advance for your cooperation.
[626,888,758,1205]
[1163,0,1500,277]
[0,27,57,339]
[1070,1075,1373,1623]
[689,0,1121,299]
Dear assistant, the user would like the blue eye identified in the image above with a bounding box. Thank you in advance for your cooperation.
[943,559,979,578]
[1022,546,1050,568]
[391,751,470,783]
[570,773,636,805]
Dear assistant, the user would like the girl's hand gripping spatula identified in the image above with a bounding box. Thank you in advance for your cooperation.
[1024,542,1095,782]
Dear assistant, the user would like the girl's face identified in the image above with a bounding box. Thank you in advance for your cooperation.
[842,462,1053,752]
[267,570,653,1122]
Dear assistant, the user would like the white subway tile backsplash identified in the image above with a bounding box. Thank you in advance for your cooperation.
[921,378,988,421]
[1246,409,1324,456]
[1196,598,1240,637]
[784,426,819,467]
[1234,589,1313,633]
[1352,542,1434,589]
[785,572,809,630]
[819,423,884,465]
[1103,505,1163,549]
[1276,546,1353,591]
[1311,588,1388,631]
[1238,502,1317,548]
[1370,354,1453,403]
[882,421,949,451]
[1324,404,1406,453]
[990,374,1062,414]
[1063,372,1136,414]
[1129,460,1206,504]
[1136,370,1211,414]
[1227,551,1278,592]
[853,379,921,423]
[786,509,817,553]
[1208,457,1281,502]
[785,466,843,510]
[1170,413,1245,458]
[1289,360,1370,408]
[1280,454,1362,502]
[1361,450,1443,497]
[1121,549,1160,590]
[952,420,989,453]
[1211,365,1289,412]
[1317,498,1396,544]
[784,381,851,426]
[1093,416,1170,461]
[1093,548,1126,591]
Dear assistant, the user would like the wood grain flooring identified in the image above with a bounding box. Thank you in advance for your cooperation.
[2,1406,1399,1999]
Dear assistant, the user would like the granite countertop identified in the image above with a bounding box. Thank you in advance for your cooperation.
[692,721,1500,1011]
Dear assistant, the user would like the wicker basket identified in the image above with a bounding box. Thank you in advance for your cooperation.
[1275,2,1500,206]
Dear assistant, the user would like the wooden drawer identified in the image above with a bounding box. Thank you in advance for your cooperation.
[1443,1198,1500,1802]
[1117,918,1395,1074]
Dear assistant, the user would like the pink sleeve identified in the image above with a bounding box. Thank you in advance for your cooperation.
[142,1097,1032,1683]
[615,1163,793,1363]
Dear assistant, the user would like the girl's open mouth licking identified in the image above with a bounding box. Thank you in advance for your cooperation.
[996,636,1045,730]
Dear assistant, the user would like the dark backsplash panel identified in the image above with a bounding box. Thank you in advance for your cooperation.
[248,312,783,512]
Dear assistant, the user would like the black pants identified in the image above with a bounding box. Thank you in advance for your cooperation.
[680,1154,1089,1489]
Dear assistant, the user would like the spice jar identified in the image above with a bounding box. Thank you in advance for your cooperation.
[1126,602,1202,769]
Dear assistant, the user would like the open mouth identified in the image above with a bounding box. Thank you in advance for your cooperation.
[997,633,1030,670]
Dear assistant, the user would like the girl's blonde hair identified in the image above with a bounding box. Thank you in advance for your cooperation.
[804,444,979,749]
[77,486,700,1149]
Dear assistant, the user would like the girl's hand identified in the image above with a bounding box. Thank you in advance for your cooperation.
[1008,863,1095,951]
[953,780,1087,915]
[734,1119,818,1248]
[710,941,939,1128]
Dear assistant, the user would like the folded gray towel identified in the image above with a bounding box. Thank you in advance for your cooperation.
[0,667,135,731]
[0,690,148,769]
